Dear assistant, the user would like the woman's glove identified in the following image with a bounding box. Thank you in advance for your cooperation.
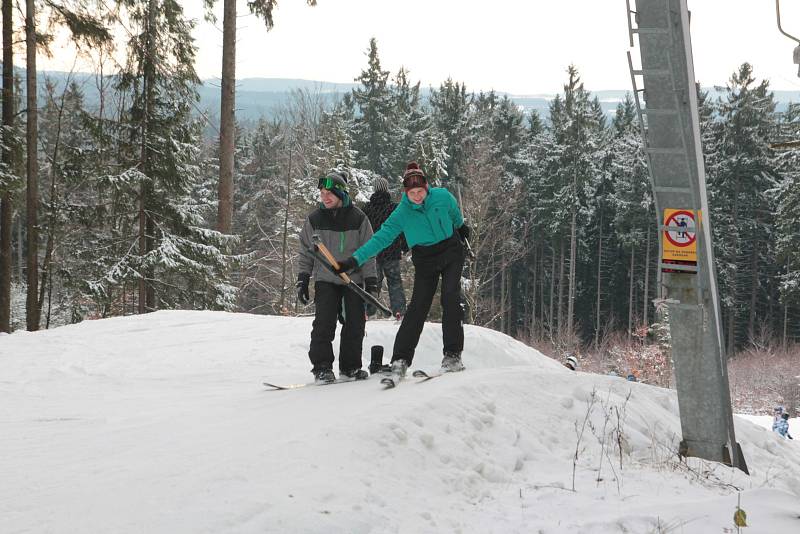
[335,256,358,274]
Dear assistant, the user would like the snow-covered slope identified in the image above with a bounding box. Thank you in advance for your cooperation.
[2,311,799,533]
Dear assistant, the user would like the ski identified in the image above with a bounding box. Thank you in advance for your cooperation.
[412,369,441,381]
[381,367,466,388]
[263,375,371,391]
[263,381,316,391]
[380,375,401,389]
[411,367,466,381]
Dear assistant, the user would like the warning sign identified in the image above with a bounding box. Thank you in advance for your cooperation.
[662,209,698,262]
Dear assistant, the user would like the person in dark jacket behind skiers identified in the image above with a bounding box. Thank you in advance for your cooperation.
[296,169,378,385]
[361,176,408,319]
[335,162,470,382]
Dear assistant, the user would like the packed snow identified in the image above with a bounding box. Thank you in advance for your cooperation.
[1,310,799,533]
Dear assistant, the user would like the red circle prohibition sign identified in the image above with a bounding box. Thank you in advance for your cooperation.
[664,210,696,247]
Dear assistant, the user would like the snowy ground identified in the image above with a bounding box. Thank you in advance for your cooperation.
[1,310,799,533]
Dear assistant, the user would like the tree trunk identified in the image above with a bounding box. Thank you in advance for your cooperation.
[0,0,13,333]
[628,247,635,339]
[594,222,603,349]
[500,266,507,333]
[138,0,158,313]
[784,256,790,350]
[548,244,555,338]
[567,202,577,341]
[137,179,147,314]
[642,227,651,328]
[530,243,537,339]
[278,142,293,312]
[541,246,547,336]
[557,239,565,338]
[25,0,40,331]
[217,0,236,234]
[524,269,531,338]
[16,211,22,280]
[490,254,496,328]
[39,83,68,327]
[747,217,759,344]
[727,176,741,355]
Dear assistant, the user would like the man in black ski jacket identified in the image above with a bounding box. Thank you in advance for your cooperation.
[296,169,378,384]
[361,176,408,319]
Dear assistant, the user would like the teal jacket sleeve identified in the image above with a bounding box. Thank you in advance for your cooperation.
[447,190,465,229]
[353,207,404,266]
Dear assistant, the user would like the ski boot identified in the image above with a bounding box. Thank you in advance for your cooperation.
[312,367,336,385]
[440,351,465,373]
[381,358,409,388]
[340,368,369,382]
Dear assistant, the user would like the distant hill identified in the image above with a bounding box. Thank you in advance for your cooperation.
[15,69,800,128]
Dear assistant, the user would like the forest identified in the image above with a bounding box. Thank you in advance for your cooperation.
[1,3,799,409]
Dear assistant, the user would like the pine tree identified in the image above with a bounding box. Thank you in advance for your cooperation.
[609,95,654,336]
[79,0,239,314]
[544,66,604,344]
[352,38,394,177]
[204,0,317,234]
[390,67,447,182]
[429,78,472,184]
[773,102,800,345]
[22,2,112,329]
[312,97,357,174]
[479,94,527,334]
[708,63,779,351]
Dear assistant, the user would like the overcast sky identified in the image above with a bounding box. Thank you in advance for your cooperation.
[44,0,800,94]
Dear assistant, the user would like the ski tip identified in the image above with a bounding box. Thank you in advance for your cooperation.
[263,382,290,390]
[380,377,396,389]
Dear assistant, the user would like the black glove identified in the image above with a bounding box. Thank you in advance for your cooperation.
[457,224,471,241]
[364,277,379,317]
[335,256,358,274]
[296,273,310,305]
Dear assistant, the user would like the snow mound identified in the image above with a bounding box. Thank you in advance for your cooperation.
[2,311,799,533]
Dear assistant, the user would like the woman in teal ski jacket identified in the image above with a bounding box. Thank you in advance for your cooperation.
[337,162,470,380]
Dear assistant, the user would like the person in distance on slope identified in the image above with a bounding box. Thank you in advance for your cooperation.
[773,405,784,427]
[774,412,793,440]
[361,176,408,320]
[335,162,470,381]
[296,169,379,385]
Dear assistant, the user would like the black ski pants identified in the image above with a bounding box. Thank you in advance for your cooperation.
[392,236,464,364]
[308,281,366,372]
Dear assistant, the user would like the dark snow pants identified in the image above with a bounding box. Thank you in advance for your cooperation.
[392,235,464,364]
[374,258,407,316]
[308,281,365,372]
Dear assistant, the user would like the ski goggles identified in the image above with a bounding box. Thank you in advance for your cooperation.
[402,173,427,189]
[318,177,347,191]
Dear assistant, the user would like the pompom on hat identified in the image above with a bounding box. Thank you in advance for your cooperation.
[402,162,428,193]
[374,176,389,193]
